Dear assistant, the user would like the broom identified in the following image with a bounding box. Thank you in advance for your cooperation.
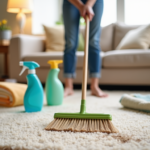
[45,16,119,133]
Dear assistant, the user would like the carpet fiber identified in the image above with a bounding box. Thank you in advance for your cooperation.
[0,91,150,150]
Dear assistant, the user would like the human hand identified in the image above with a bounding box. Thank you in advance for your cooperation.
[79,4,94,21]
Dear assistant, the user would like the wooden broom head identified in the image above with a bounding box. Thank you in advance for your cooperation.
[45,118,119,133]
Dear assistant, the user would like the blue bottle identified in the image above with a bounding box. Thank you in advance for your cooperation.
[19,61,44,112]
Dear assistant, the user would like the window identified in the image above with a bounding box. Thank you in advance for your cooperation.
[101,0,117,27]
[125,0,150,25]
[32,0,117,34]
[32,0,150,34]
[32,0,60,34]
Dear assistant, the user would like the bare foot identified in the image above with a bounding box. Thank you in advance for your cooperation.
[64,78,74,97]
[91,86,108,97]
[64,87,74,97]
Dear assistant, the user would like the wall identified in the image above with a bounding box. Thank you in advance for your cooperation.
[0,0,32,76]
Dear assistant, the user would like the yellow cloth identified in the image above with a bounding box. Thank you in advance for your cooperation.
[0,82,27,107]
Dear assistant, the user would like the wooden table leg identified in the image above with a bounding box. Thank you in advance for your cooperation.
[4,52,8,77]
[0,45,9,78]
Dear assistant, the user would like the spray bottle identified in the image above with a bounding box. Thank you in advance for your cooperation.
[19,61,44,112]
[46,60,64,105]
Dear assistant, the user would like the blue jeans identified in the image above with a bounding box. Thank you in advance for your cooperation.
[63,0,103,78]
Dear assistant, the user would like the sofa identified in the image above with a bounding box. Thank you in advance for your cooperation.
[9,23,150,85]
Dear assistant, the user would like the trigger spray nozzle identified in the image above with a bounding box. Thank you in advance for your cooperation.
[19,61,39,76]
[19,61,28,76]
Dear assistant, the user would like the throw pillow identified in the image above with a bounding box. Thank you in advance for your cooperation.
[43,25,84,52]
[77,33,84,51]
[100,23,114,52]
[116,24,150,50]
[43,25,65,51]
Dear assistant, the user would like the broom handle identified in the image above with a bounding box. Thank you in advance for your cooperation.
[81,16,89,100]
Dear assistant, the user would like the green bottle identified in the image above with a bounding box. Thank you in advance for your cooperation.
[46,60,64,105]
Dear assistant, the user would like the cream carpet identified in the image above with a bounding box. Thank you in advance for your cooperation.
[0,91,150,150]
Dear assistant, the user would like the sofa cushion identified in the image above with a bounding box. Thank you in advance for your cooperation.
[114,23,140,49]
[23,51,105,68]
[100,23,114,52]
[116,24,150,50]
[43,25,65,51]
[103,50,150,68]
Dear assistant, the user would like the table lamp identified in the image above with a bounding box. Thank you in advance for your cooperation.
[7,0,32,34]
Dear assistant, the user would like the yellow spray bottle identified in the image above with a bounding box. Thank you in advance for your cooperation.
[46,60,64,105]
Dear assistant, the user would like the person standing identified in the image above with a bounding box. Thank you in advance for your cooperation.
[63,0,108,97]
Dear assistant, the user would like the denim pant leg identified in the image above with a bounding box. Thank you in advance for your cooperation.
[63,0,80,78]
[88,0,104,78]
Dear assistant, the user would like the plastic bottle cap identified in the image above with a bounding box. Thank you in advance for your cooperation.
[28,69,36,74]
[47,60,63,69]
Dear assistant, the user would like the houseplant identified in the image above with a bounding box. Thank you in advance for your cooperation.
[0,19,11,40]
